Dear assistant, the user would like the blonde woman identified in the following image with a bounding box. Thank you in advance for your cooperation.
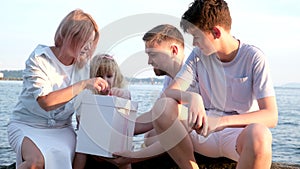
[7,9,109,169]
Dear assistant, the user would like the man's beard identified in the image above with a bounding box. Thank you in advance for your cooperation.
[153,68,167,76]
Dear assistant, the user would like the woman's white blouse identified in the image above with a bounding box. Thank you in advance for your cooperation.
[9,44,89,128]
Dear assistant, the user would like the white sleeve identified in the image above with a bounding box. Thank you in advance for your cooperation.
[175,48,199,91]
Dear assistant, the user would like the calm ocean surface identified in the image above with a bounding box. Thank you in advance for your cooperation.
[0,80,299,166]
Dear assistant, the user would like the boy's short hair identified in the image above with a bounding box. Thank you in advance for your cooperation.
[143,24,184,47]
[180,0,232,32]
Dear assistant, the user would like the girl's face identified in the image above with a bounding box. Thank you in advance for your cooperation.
[100,72,115,89]
[98,71,115,95]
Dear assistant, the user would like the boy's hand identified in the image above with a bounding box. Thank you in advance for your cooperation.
[188,92,208,136]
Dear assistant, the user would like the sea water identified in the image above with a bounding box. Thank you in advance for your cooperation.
[0,80,299,166]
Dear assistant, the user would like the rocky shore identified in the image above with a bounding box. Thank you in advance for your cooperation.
[85,153,300,169]
[2,153,299,169]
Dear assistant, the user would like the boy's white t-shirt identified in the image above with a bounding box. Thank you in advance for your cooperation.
[176,41,275,114]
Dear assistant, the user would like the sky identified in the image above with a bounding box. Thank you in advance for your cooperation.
[0,0,299,86]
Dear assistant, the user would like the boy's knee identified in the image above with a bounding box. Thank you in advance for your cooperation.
[249,124,272,142]
[247,124,272,154]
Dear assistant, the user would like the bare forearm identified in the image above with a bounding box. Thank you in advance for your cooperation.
[163,89,192,104]
[134,111,153,135]
[221,97,278,128]
[221,109,278,128]
[134,122,153,135]
[37,80,86,111]
[131,142,165,158]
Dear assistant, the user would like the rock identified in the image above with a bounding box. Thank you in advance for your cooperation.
[271,162,300,169]
[1,153,299,169]
[84,153,300,169]
[84,153,236,169]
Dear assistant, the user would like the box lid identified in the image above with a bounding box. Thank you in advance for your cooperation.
[80,91,138,111]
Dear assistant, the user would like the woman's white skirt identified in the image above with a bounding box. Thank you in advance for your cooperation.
[7,122,76,169]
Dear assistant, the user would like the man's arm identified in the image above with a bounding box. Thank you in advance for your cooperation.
[111,141,165,166]
[134,111,154,135]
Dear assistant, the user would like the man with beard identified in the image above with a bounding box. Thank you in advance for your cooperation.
[103,24,189,167]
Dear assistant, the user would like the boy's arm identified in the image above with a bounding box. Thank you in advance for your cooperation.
[219,96,278,129]
[163,78,208,136]
[203,96,278,137]
[200,96,278,136]
[163,77,194,103]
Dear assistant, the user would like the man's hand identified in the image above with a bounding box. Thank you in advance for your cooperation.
[93,154,133,168]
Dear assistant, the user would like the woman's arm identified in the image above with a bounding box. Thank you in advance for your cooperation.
[37,77,108,111]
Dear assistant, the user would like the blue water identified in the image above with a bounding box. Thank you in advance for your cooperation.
[0,80,299,166]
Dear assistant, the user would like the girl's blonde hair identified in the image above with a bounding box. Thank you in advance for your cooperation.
[54,9,99,60]
[90,54,125,88]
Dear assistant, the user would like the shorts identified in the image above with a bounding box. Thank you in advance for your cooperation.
[178,106,243,162]
[190,128,242,161]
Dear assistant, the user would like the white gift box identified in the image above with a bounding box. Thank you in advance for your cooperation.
[75,92,138,158]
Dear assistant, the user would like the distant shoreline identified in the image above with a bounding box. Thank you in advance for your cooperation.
[0,78,22,81]
[1,74,300,88]
[0,78,165,85]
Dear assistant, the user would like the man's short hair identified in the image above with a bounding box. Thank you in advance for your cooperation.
[143,24,184,47]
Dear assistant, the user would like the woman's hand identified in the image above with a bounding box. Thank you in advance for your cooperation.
[84,77,109,93]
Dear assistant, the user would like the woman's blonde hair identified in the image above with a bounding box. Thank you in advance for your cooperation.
[90,54,125,88]
[54,9,99,60]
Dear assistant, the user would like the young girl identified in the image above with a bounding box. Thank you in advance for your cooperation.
[90,54,129,97]
[73,54,131,169]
